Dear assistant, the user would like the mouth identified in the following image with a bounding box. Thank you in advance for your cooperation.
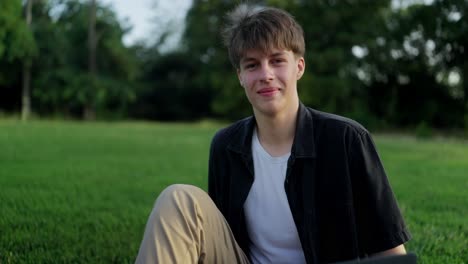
[257,87,279,96]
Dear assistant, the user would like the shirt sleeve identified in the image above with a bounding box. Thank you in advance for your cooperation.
[207,132,224,208]
[349,130,411,255]
[208,136,219,202]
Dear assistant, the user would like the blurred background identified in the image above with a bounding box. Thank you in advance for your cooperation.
[1,0,467,132]
[1,1,467,263]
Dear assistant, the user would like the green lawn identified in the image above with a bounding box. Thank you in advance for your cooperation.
[0,120,466,263]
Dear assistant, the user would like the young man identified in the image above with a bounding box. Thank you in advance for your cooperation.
[135,5,411,264]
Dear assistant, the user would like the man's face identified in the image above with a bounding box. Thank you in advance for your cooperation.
[237,48,305,118]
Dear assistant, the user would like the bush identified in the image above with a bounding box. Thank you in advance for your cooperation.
[415,121,433,139]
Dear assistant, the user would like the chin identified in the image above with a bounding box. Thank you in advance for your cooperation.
[254,103,283,117]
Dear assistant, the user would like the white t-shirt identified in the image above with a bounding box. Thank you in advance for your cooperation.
[243,129,306,264]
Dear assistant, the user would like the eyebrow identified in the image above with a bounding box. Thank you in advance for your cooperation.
[240,51,287,64]
[270,52,286,57]
[240,57,256,64]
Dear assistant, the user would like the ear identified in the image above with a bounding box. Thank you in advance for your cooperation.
[296,57,305,80]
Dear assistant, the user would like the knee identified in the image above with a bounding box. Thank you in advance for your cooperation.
[157,184,206,204]
[162,184,204,196]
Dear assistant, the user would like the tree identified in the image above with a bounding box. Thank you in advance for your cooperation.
[85,0,97,120]
[182,0,249,120]
[291,0,391,125]
[21,0,35,121]
[179,0,392,122]
[424,0,468,128]
[29,0,138,119]
[360,1,466,129]
[0,0,37,114]
[134,50,215,120]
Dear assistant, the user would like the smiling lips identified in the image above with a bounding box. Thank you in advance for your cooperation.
[257,87,279,97]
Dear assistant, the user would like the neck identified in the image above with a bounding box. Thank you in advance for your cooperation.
[254,102,299,157]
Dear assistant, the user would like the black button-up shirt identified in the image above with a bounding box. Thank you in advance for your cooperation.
[208,103,411,263]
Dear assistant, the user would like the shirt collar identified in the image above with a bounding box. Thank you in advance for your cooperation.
[227,102,316,158]
[292,102,316,158]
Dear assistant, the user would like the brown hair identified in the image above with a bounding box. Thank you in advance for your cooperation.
[222,4,305,69]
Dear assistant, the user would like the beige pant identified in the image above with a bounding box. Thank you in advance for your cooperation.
[135,184,250,264]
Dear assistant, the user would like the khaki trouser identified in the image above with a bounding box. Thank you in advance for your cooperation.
[135,184,250,264]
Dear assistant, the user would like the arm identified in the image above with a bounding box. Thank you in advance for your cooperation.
[207,131,224,206]
[349,131,412,256]
[207,136,218,201]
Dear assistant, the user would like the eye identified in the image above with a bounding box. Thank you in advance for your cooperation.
[244,63,257,70]
[272,58,286,65]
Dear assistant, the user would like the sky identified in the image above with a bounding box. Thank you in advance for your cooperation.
[101,0,192,47]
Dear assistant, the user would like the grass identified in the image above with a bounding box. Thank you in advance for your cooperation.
[376,135,468,263]
[0,120,466,263]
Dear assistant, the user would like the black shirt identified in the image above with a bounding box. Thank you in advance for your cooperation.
[208,103,411,263]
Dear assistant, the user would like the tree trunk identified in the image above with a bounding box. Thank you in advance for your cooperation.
[21,0,33,121]
[463,61,468,129]
[85,0,97,120]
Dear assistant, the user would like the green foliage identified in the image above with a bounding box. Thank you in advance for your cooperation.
[211,72,252,120]
[464,113,468,137]
[415,121,433,139]
[0,0,37,62]
[362,1,467,129]
[0,0,37,105]
[180,0,241,119]
[1,0,468,129]
[168,0,467,129]
[134,51,213,120]
[35,0,138,118]
[0,0,138,118]
[176,0,390,120]
[0,120,467,262]
[176,0,434,125]
[0,0,38,113]
[292,1,390,115]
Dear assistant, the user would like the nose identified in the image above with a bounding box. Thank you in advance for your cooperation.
[258,63,274,82]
